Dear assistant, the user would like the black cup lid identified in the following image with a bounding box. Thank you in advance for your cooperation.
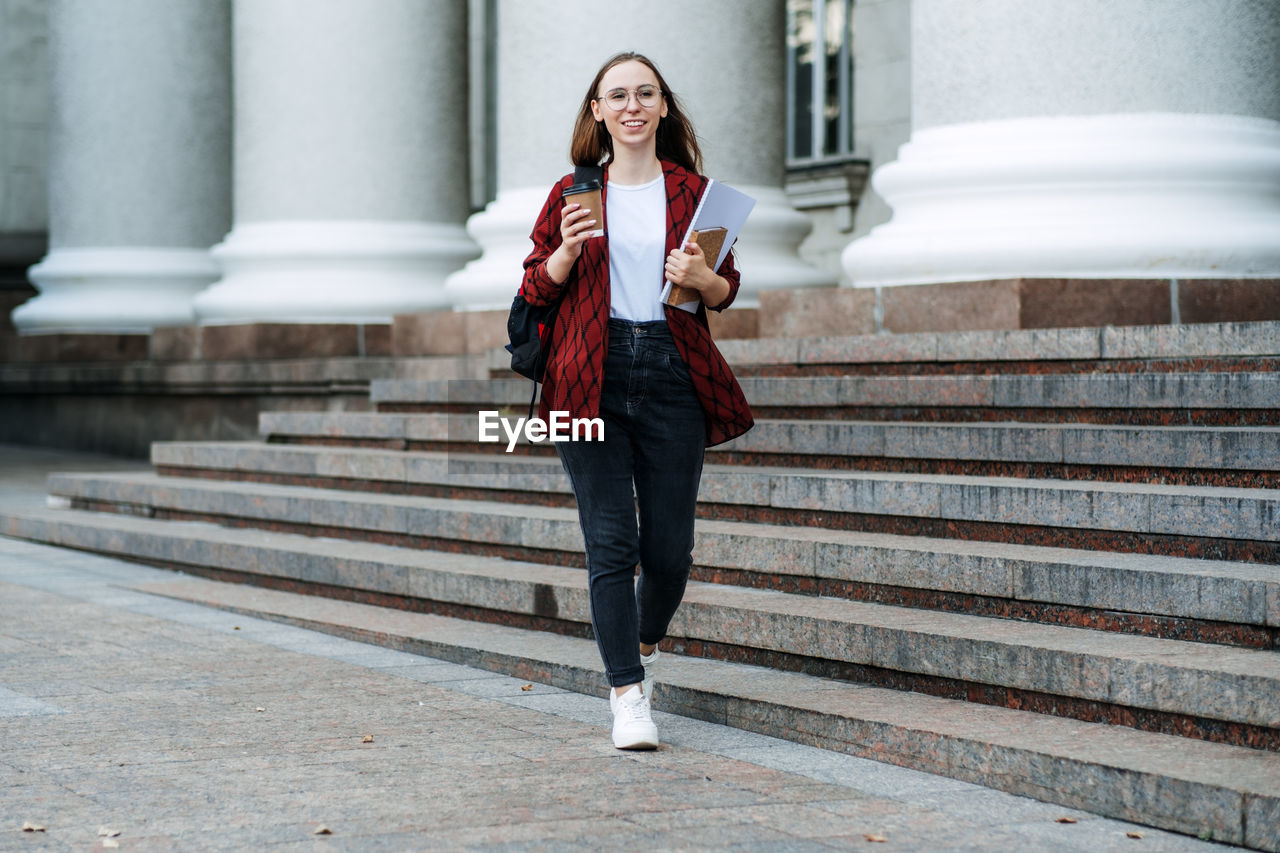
[565,179,602,194]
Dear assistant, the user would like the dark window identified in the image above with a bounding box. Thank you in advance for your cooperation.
[787,0,854,164]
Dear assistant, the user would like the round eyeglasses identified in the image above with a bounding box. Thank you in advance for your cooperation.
[595,85,663,111]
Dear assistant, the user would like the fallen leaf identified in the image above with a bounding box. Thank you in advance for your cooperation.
[1056,817,1078,824]
[103,840,120,849]
[314,825,332,835]
[362,735,374,743]
[22,822,46,832]
[865,834,887,842]
[98,827,122,837]
[521,683,534,691]
[1127,832,1144,839]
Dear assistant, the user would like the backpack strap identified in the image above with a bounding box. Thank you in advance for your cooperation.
[526,381,539,422]
[574,164,604,185]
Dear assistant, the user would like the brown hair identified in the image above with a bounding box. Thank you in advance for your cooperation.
[569,52,703,174]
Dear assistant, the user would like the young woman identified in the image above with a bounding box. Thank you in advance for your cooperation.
[519,52,753,749]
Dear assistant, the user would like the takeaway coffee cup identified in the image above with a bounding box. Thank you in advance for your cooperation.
[563,180,604,238]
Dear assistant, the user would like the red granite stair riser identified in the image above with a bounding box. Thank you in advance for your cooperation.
[729,356,1280,377]
[154,459,1280,497]
[706,505,1280,564]
[152,466,577,508]
[375,403,1280,426]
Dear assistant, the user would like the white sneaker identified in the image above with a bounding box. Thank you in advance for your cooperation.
[640,647,660,701]
[609,686,659,750]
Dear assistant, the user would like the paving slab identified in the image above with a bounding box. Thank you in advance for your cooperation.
[0,535,1236,853]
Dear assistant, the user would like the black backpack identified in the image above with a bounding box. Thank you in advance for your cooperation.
[505,293,557,383]
[506,165,603,386]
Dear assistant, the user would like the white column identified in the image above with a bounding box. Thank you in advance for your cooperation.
[843,0,1280,286]
[445,0,832,311]
[193,0,477,324]
[13,0,230,333]
[1,0,50,278]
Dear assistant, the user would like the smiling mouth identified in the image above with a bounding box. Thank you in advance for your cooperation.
[622,120,645,128]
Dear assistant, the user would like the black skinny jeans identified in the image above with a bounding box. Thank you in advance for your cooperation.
[556,319,706,688]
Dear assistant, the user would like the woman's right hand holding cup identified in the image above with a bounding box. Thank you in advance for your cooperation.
[546,201,597,282]
[559,202,597,258]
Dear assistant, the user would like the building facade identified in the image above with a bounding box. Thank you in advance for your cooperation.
[3,0,1279,339]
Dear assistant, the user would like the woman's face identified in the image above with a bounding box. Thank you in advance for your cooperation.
[590,60,668,153]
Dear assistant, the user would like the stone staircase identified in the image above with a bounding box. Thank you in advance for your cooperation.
[3,320,1279,849]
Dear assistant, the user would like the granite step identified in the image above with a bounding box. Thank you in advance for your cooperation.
[42,470,1280,644]
[5,535,1273,849]
[243,417,1280,485]
[717,320,1280,375]
[478,320,1280,376]
[0,352,491,394]
[373,372,1280,425]
[721,320,1280,366]
[94,452,1280,562]
[4,507,1279,749]
[721,422,1280,484]
[181,427,1280,481]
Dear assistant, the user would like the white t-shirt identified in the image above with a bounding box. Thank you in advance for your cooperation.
[606,176,667,322]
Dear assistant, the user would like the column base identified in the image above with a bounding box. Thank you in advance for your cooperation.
[195,221,478,323]
[14,248,218,333]
[732,186,837,305]
[444,188,547,311]
[844,114,1280,286]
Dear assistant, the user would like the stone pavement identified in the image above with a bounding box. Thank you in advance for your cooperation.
[0,445,1238,851]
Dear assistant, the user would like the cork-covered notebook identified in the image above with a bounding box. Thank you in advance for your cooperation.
[664,228,727,309]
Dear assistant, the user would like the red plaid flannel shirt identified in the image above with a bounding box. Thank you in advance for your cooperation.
[519,161,754,447]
